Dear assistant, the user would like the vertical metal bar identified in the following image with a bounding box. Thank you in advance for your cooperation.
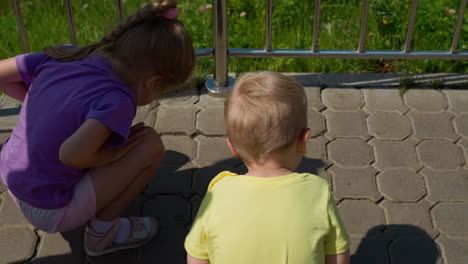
[312,0,321,52]
[403,0,418,53]
[357,0,370,53]
[265,0,272,51]
[13,0,29,53]
[213,0,228,87]
[65,0,78,46]
[450,0,467,53]
[116,0,123,22]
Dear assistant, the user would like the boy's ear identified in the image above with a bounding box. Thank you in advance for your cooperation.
[296,128,311,154]
[226,138,240,158]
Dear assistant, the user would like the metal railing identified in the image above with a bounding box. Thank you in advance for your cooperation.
[11,0,468,94]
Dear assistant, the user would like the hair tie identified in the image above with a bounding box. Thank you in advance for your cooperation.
[162,8,179,19]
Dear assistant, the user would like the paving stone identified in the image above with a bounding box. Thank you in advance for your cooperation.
[459,139,468,163]
[436,235,468,264]
[159,88,199,107]
[0,131,11,153]
[350,235,390,264]
[0,227,37,264]
[408,111,459,142]
[0,192,32,229]
[140,227,187,264]
[362,88,407,113]
[196,107,226,135]
[0,106,20,130]
[367,111,412,140]
[193,136,241,167]
[389,237,443,264]
[33,227,85,264]
[304,86,325,111]
[161,136,197,165]
[416,140,464,170]
[403,89,447,112]
[421,168,468,202]
[329,165,381,201]
[328,138,373,167]
[193,163,235,196]
[305,136,329,160]
[123,194,148,217]
[196,91,226,109]
[145,163,195,198]
[381,200,437,239]
[443,88,468,114]
[321,88,363,111]
[143,195,191,230]
[454,113,468,139]
[377,168,426,202]
[431,202,468,239]
[86,247,139,264]
[337,200,385,236]
[155,105,199,135]
[324,110,370,140]
[132,101,158,128]
[307,109,326,137]
[370,139,421,171]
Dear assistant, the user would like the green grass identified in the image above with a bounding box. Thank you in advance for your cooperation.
[1,0,468,76]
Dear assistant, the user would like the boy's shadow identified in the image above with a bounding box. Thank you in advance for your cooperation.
[351,224,441,264]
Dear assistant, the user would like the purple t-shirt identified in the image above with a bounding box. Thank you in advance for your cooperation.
[0,52,136,209]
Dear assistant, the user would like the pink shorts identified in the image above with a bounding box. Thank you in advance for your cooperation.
[9,174,96,234]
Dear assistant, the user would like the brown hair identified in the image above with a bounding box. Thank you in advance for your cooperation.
[224,71,308,164]
[44,0,195,87]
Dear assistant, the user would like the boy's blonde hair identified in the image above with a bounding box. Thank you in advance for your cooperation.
[224,71,308,164]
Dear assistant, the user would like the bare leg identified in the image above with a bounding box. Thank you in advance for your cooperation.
[89,127,164,221]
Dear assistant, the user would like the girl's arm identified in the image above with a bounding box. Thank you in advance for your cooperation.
[326,250,350,264]
[59,119,148,168]
[187,254,210,264]
[0,57,28,102]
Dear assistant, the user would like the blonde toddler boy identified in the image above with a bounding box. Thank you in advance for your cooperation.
[185,71,350,264]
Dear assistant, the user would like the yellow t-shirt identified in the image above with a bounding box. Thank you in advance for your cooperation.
[185,171,350,264]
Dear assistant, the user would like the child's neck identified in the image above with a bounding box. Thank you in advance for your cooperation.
[245,159,295,178]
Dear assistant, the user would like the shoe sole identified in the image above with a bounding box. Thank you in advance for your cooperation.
[85,219,159,257]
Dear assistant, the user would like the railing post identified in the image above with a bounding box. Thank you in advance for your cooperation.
[205,0,234,95]
[13,0,29,53]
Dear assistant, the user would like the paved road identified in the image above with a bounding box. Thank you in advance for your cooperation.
[1,73,467,264]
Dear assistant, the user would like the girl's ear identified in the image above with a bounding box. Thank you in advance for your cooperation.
[145,75,164,89]
[226,138,240,158]
[296,128,311,154]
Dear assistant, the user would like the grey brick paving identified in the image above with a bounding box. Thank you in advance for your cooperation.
[337,200,385,236]
[328,138,373,167]
[0,227,37,264]
[453,113,468,139]
[404,89,447,112]
[324,110,370,140]
[431,202,468,239]
[408,111,459,142]
[362,88,407,113]
[196,107,226,135]
[416,140,464,170]
[367,111,412,140]
[443,88,468,114]
[1,76,468,263]
[307,109,326,137]
[377,169,426,202]
[321,88,363,111]
[421,168,468,203]
[329,166,381,201]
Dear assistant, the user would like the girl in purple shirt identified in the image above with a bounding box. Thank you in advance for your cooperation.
[0,0,195,256]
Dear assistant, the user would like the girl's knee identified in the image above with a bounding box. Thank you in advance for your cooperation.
[140,127,165,158]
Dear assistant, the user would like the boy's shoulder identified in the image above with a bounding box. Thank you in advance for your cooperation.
[207,171,239,191]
